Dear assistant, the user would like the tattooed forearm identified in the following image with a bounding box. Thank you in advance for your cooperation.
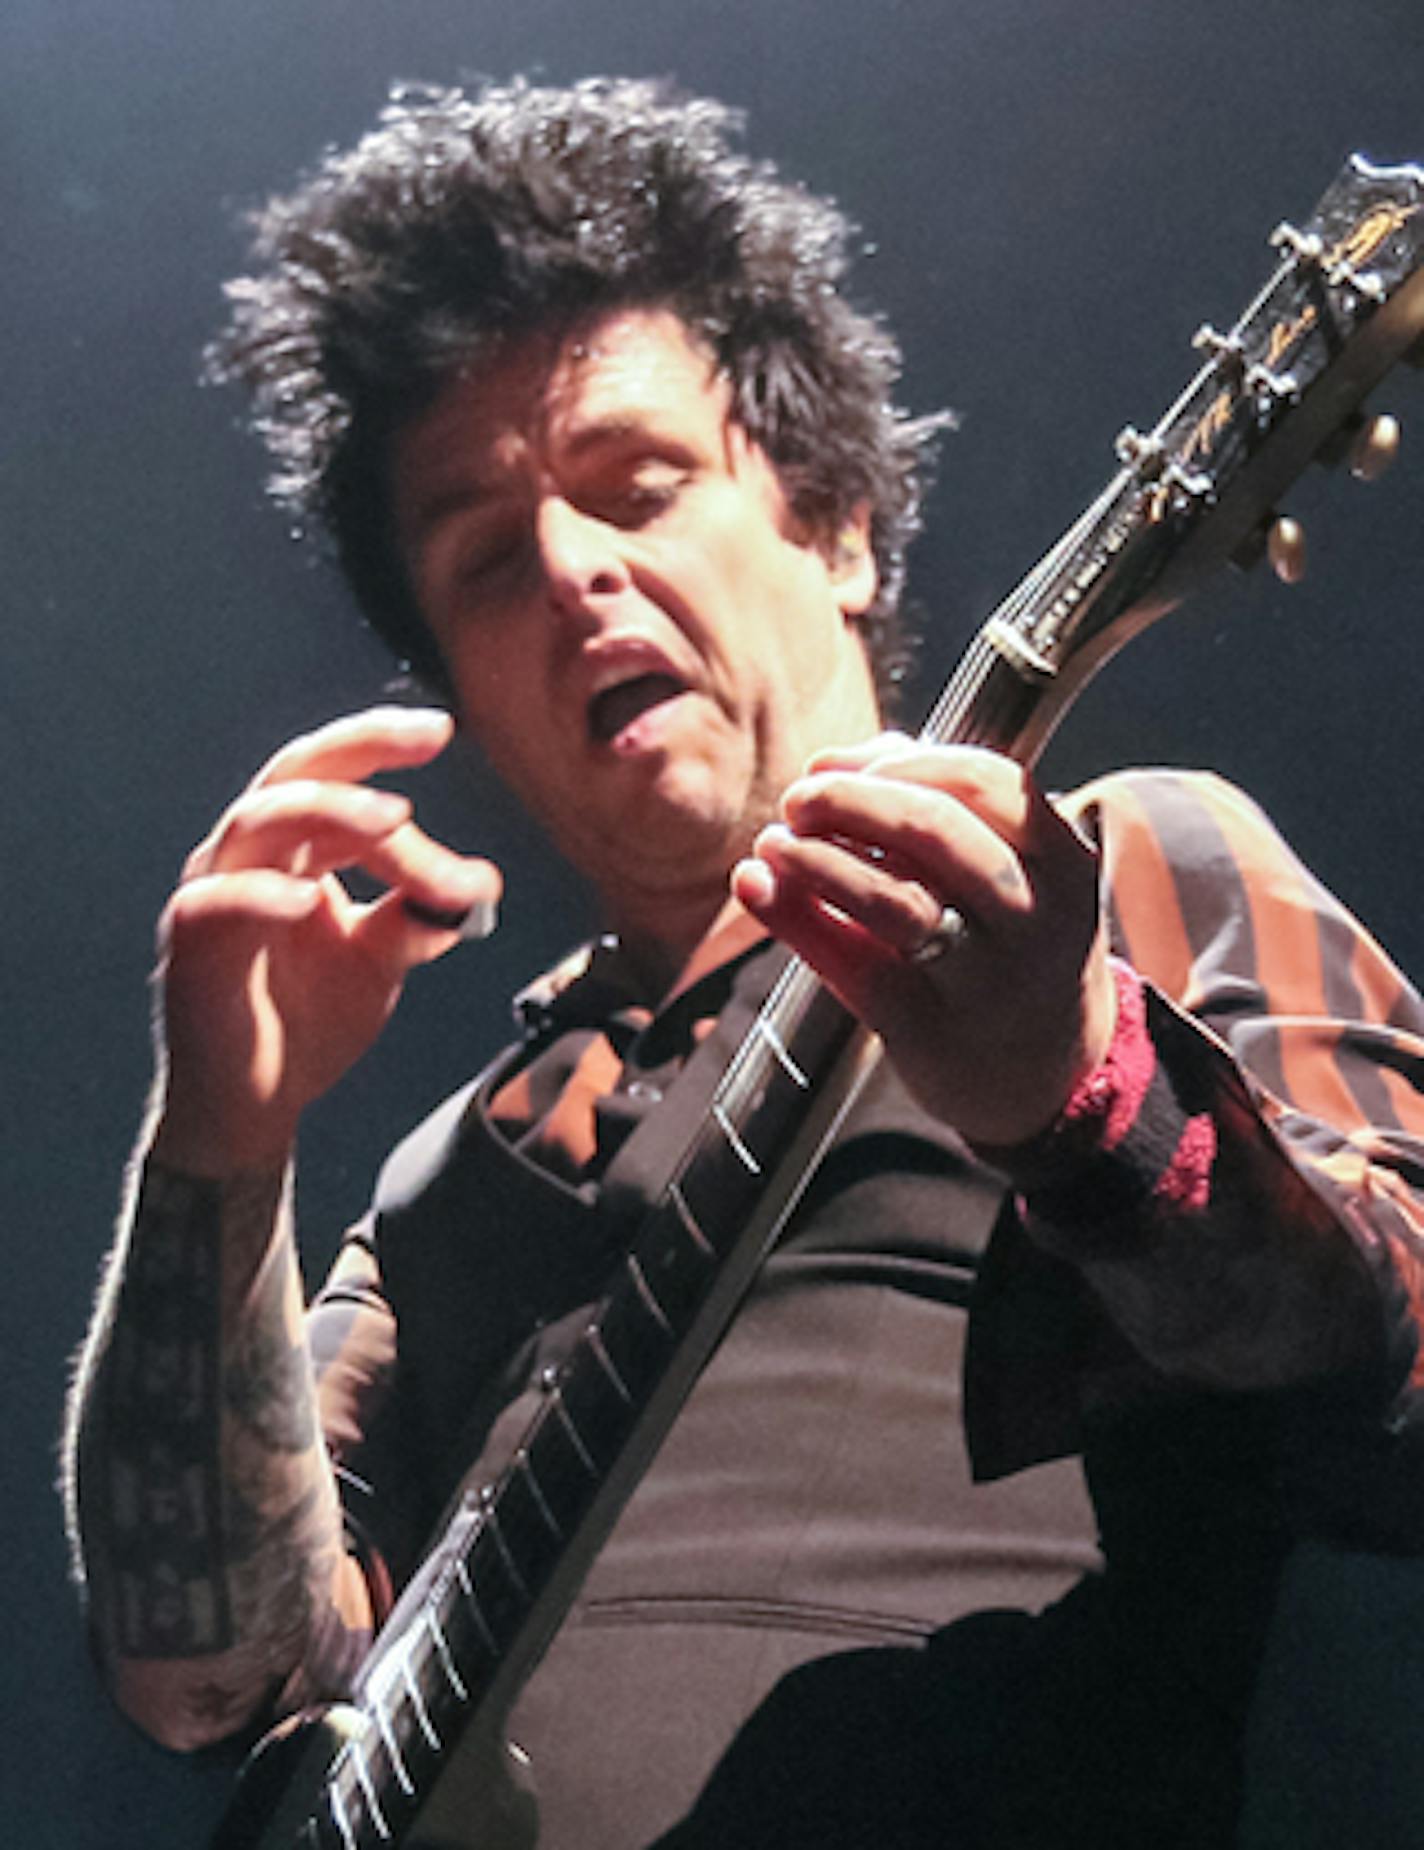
[71,1156,340,1675]
[224,1213,320,1456]
[96,1163,235,1656]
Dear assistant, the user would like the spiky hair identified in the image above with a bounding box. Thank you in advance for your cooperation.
[209,76,946,698]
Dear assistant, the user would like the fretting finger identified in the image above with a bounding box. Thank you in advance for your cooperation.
[780,772,1034,934]
[750,823,947,962]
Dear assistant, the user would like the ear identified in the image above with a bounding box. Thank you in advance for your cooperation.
[826,503,878,619]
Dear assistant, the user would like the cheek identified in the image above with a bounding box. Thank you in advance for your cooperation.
[692,519,831,652]
[442,609,538,712]
[752,548,844,663]
[465,715,575,839]
[448,658,550,785]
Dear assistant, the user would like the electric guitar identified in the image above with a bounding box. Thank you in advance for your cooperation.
[212,153,1424,1850]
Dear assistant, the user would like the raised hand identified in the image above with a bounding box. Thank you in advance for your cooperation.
[153,706,501,1174]
[731,733,1116,1147]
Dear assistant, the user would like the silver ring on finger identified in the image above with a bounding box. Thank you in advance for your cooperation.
[907,903,970,967]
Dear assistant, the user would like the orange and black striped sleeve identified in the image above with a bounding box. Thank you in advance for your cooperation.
[992,769,1424,1450]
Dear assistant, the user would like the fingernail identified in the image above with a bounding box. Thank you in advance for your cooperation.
[402,896,499,939]
[364,791,412,823]
[459,897,499,940]
[732,857,776,908]
[385,705,454,732]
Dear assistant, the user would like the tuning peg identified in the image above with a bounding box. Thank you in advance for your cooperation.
[1349,412,1402,481]
[1114,425,1166,477]
[1267,516,1307,584]
[1193,324,1247,382]
[1270,218,1385,302]
[1270,221,1325,266]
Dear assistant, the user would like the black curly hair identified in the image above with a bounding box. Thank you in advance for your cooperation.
[208,76,947,703]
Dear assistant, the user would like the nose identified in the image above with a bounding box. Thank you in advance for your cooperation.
[536,495,630,614]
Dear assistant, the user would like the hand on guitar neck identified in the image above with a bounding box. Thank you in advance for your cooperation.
[733,733,1116,1148]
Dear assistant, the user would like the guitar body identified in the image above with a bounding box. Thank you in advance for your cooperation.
[211,1705,537,1850]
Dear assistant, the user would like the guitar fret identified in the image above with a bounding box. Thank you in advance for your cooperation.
[350,1739,392,1842]
[597,1288,672,1401]
[565,1351,639,1465]
[329,1781,358,1850]
[484,1503,531,1600]
[548,1385,598,1476]
[468,1509,539,1642]
[426,1604,471,1705]
[521,1419,594,1535]
[672,1137,762,1256]
[756,1015,809,1088]
[586,1323,632,1401]
[626,1252,673,1334]
[453,1557,500,1655]
[668,1180,715,1256]
[402,1655,442,1752]
[713,1100,761,1173]
[517,1447,565,1532]
[373,1682,417,1796]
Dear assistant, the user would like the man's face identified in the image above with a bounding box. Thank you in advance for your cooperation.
[391,307,881,929]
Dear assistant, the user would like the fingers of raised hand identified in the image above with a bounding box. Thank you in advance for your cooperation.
[346,881,497,977]
[254,705,455,789]
[185,781,414,883]
[158,867,327,970]
[184,759,500,937]
[180,705,452,870]
[192,700,457,878]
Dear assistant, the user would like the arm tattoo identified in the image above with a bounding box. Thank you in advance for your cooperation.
[101,1164,233,1656]
[79,1160,334,1665]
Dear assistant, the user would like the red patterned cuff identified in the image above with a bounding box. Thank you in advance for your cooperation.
[979,959,1217,1240]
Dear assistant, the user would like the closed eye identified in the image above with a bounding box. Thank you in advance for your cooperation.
[452,524,527,591]
[593,465,690,528]
[613,481,680,523]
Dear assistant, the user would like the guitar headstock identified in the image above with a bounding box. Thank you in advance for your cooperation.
[949,155,1424,761]
[1143,155,1422,576]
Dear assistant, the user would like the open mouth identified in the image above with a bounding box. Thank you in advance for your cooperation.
[588,672,687,745]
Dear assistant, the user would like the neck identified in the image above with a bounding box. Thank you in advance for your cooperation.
[607,885,756,1005]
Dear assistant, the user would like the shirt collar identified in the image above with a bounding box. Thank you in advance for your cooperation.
[513,907,770,1037]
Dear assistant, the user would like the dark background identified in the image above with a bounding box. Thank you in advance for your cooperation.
[6,1,1423,1842]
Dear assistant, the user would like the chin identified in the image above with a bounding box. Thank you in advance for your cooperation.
[590,787,745,882]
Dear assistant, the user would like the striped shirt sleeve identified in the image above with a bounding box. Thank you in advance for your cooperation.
[990,769,1424,1407]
